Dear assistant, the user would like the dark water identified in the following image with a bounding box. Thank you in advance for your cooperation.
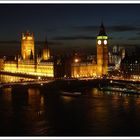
[1,76,140,136]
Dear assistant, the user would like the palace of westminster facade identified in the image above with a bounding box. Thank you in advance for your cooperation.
[1,23,109,78]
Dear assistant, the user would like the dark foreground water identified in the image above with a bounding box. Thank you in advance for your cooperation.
[1,76,140,136]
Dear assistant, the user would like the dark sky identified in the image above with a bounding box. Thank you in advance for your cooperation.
[0,4,140,56]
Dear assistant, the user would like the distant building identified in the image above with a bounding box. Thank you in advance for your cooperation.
[120,54,140,79]
[108,45,125,71]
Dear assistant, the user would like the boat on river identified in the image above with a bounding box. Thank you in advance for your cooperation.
[99,85,140,94]
[60,91,82,96]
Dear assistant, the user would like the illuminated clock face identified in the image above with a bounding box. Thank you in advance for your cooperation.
[98,40,101,45]
[104,40,107,45]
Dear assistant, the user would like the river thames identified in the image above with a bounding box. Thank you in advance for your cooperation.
[0,75,140,136]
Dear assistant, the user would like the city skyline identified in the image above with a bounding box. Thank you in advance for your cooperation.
[0,4,140,56]
[1,3,140,137]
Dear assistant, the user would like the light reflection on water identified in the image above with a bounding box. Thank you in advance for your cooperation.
[1,76,140,135]
[0,74,33,83]
[61,96,74,103]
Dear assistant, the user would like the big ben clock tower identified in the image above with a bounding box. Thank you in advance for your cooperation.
[97,22,108,76]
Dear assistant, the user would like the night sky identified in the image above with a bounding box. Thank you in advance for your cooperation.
[0,4,140,56]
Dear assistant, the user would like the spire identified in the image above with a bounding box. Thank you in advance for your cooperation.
[44,35,49,50]
[30,50,33,60]
[98,21,107,36]
[42,34,50,60]
[26,30,30,36]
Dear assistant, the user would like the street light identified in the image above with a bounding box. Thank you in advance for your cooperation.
[74,58,79,63]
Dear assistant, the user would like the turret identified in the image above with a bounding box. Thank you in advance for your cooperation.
[21,31,35,60]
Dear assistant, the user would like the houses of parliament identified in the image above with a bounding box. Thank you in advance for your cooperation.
[1,23,109,78]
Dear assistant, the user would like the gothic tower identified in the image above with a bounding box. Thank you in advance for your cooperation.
[97,22,108,76]
[21,31,35,60]
[42,38,50,60]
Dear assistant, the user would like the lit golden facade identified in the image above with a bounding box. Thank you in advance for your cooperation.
[21,31,35,60]
[3,61,54,77]
[3,32,54,77]
[2,23,109,78]
[71,63,96,78]
[71,23,109,78]
[97,23,108,76]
